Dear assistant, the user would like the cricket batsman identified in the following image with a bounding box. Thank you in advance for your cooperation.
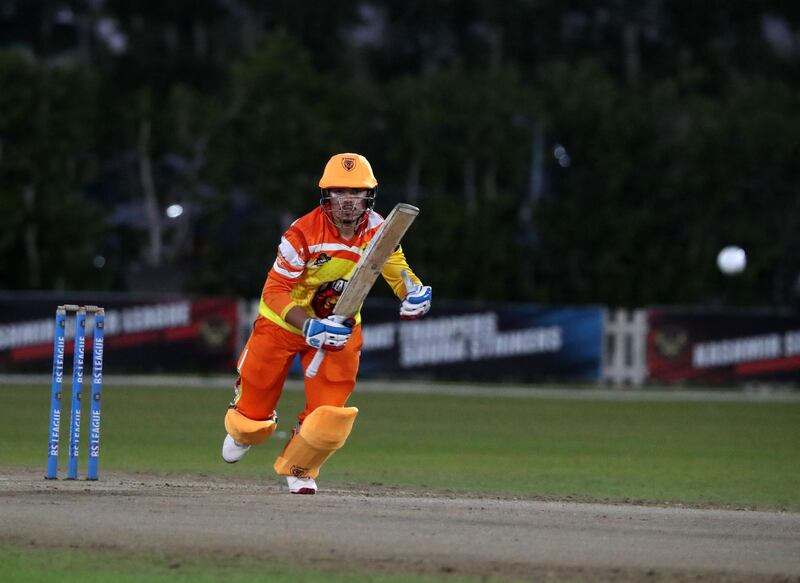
[221,153,432,494]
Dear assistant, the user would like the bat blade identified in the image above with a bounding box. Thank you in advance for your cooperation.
[305,203,419,378]
[333,203,419,317]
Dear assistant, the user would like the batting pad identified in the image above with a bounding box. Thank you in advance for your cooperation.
[224,408,277,445]
[273,406,358,479]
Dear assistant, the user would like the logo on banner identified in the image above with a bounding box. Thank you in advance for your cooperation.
[397,313,563,367]
[201,318,231,348]
[653,326,688,359]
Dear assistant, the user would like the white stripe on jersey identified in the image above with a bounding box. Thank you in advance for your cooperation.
[273,261,303,279]
[279,237,305,269]
[307,243,363,255]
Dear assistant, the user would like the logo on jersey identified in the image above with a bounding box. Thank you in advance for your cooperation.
[341,156,357,171]
[309,253,332,268]
[311,279,347,318]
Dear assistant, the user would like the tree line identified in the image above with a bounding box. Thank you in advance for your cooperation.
[1,1,799,307]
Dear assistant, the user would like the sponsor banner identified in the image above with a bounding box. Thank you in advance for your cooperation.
[351,302,603,381]
[0,295,239,373]
[648,309,800,383]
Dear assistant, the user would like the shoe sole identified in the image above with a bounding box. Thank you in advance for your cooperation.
[290,488,316,495]
[221,445,249,464]
[221,451,247,464]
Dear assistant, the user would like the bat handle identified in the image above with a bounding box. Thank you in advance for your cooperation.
[400,269,416,295]
[306,348,325,378]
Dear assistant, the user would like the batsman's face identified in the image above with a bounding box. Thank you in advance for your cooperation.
[328,189,370,227]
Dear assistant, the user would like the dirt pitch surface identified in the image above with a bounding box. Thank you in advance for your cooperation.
[1,469,799,583]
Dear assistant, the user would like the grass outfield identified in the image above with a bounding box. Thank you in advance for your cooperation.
[1,382,799,510]
[0,543,488,583]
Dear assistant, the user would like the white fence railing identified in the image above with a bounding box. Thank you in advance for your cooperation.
[603,309,648,385]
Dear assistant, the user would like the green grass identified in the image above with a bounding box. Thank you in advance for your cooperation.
[2,383,798,583]
[0,543,492,583]
[1,384,799,510]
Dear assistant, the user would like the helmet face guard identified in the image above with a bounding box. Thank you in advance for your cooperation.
[320,188,376,231]
[318,153,378,232]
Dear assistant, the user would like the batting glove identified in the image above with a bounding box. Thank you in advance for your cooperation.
[399,271,432,320]
[303,315,354,351]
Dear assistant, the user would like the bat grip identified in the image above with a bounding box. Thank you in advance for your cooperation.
[306,348,325,378]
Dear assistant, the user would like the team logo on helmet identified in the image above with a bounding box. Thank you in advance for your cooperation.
[341,156,357,171]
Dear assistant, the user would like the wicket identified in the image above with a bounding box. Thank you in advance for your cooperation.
[46,304,105,480]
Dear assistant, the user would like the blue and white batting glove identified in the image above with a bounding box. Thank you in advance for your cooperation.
[400,270,432,320]
[303,315,354,351]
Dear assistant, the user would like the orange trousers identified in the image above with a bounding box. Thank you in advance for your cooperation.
[233,316,363,425]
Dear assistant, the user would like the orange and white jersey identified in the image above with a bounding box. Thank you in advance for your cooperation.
[258,207,421,335]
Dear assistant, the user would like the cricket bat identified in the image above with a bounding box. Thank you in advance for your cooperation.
[305,203,420,378]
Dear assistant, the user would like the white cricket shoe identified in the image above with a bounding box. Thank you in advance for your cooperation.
[287,475,317,495]
[221,434,250,463]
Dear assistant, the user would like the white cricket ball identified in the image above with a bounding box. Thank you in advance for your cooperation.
[717,246,747,275]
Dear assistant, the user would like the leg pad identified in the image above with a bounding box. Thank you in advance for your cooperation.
[224,408,276,445]
[274,406,358,479]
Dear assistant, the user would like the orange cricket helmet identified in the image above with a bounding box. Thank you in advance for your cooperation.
[318,153,378,231]
[318,153,378,189]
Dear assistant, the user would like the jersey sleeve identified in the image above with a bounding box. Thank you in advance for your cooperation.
[262,226,309,320]
[381,244,422,299]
